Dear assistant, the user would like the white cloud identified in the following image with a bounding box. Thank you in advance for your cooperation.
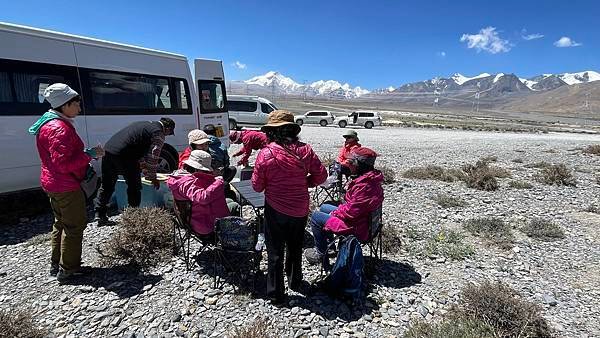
[521,29,544,41]
[232,61,247,69]
[437,51,446,57]
[460,27,511,54]
[554,36,582,48]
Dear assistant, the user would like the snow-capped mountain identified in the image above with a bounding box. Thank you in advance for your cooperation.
[233,71,370,98]
[451,73,491,85]
[557,71,600,85]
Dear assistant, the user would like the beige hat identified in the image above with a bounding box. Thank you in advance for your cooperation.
[342,129,358,139]
[188,129,210,145]
[183,150,212,172]
[261,110,301,134]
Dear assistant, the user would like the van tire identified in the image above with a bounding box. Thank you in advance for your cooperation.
[229,119,238,131]
[159,147,178,173]
[296,119,304,126]
[319,120,328,127]
[338,120,347,128]
[365,121,374,129]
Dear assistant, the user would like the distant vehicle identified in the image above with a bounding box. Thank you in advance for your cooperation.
[227,95,278,130]
[0,22,230,195]
[335,111,382,129]
[294,110,336,127]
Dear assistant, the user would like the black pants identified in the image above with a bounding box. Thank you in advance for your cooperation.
[94,152,142,214]
[264,203,306,299]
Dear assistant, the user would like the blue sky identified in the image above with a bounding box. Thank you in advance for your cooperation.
[2,0,599,89]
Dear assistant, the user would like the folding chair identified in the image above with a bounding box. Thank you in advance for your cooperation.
[213,216,261,291]
[172,199,215,270]
[313,162,345,206]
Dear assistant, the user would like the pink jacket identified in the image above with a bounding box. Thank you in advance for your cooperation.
[337,141,361,169]
[324,170,384,242]
[232,131,268,165]
[167,171,230,235]
[252,142,327,217]
[36,119,91,193]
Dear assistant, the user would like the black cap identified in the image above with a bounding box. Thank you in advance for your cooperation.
[160,117,175,135]
[203,124,216,136]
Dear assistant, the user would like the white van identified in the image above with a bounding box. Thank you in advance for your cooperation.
[227,95,278,130]
[0,22,230,195]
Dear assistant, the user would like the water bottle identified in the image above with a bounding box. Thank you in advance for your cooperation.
[255,233,265,251]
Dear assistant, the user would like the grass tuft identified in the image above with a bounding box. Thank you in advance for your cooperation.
[432,194,467,208]
[464,217,514,249]
[0,308,46,338]
[537,163,577,187]
[521,218,565,241]
[508,180,533,189]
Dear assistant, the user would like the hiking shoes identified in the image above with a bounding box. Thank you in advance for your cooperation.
[304,248,323,265]
[56,267,90,284]
[50,262,59,277]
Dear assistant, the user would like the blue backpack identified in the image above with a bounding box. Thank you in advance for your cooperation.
[321,235,364,300]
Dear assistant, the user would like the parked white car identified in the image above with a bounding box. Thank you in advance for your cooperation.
[227,95,278,130]
[294,110,336,127]
[335,111,382,129]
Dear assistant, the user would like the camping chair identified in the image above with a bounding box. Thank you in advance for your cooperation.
[213,216,261,291]
[172,199,215,270]
[313,162,345,206]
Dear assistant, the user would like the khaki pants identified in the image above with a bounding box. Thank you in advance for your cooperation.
[48,190,87,272]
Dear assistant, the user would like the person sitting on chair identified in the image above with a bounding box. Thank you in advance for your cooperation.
[178,129,211,169]
[229,130,268,166]
[304,147,384,268]
[168,150,240,238]
[337,129,361,177]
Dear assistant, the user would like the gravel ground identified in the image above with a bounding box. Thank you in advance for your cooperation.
[1,125,600,337]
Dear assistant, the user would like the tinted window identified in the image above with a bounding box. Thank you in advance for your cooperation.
[359,112,374,117]
[80,69,192,115]
[198,80,227,114]
[229,100,257,112]
[0,59,79,116]
[261,102,274,114]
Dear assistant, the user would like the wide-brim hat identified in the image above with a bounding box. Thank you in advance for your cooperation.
[183,150,212,172]
[188,129,210,145]
[261,110,301,134]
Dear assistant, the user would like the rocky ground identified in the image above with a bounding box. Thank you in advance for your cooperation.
[1,125,600,337]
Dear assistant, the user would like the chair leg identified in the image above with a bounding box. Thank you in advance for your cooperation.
[185,234,191,271]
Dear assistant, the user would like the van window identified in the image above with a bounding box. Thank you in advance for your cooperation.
[174,80,189,109]
[261,102,274,114]
[359,112,374,117]
[0,58,79,116]
[229,100,257,112]
[198,80,226,113]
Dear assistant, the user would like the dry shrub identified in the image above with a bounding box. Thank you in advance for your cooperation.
[525,161,551,169]
[229,317,273,338]
[99,207,174,269]
[402,165,463,182]
[403,318,494,338]
[582,144,600,155]
[411,228,474,260]
[376,163,396,185]
[480,155,498,163]
[0,308,46,338]
[382,225,403,254]
[522,218,565,241]
[460,161,503,191]
[464,217,514,249]
[458,282,553,338]
[433,194,467,208]
[508,180,532,189]
[537,164,577,187]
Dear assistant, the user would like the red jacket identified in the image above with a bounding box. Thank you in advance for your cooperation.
[178,147,192,169]
[324,170,384,242]
[337,141,361,169]
[36,119,91,193]
[167,170,230,235]
[232,131,268,165]
[252,141,327,217]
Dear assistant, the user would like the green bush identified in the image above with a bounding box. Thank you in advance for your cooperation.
[521,218,565,241]
[0,308,46,338]
[464,217,514,249]
[98,207,174,270]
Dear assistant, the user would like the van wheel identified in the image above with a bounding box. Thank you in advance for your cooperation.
[338,120,347,128]
[365,121,374,129]
[319,120,328,127]
[158,148,178,173]
[296,119,304,126]
[229,119,238,131]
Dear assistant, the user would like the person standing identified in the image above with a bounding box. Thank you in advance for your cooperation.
[28,83,104,283]
[94,118,175,224]
[252,110,327,304]
[230,130,268,166]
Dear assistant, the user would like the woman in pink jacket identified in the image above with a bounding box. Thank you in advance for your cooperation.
[304,147,384,268]
[168,150,240,237]
[28,83,104,283]
[230,130,268,166]
[252,110,327,304]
